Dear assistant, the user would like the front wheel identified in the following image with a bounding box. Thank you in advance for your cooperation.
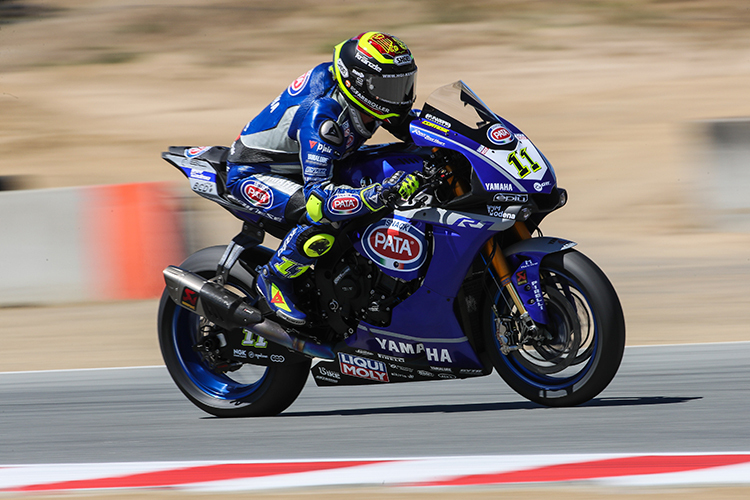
[158,246,311,417]
[484,249,625,407]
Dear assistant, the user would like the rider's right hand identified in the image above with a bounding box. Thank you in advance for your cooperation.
[380,171,421,205]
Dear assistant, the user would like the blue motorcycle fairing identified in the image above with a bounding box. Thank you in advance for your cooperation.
[410,118,557,196]
[335,144,427,188]
[345,286,484,370]
[399,207,516,294]
[342,207,518,370]
[503,236,577,325]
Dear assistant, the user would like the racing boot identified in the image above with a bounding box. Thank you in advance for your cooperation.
[255,225,336,326]
[256,263,307,326]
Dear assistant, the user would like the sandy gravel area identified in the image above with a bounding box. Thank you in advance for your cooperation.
[2,0,750,372]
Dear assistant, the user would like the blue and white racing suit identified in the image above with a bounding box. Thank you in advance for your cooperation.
[226,62,413,279]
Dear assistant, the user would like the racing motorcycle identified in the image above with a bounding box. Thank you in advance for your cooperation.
[158,81,626,417]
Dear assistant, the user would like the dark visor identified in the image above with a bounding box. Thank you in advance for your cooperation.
[366,71,417,105]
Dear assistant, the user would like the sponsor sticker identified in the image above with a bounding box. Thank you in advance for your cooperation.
[354,50,382,72]
[328,194,361,216]
[376,353,406,363]
[288,69,312,96]
[342,121,354,149]
[336,58,349,78]
[374,337,452,363]
[240,179,273,209]
[316,142,333,154]
[185,147,210,158]
[421,120,449,134]
[269,94,281,113]
[189,170,215,182]
[516,270,528,286]
[426,347,453,363]
[487,124,514,146]
[338,353,389,382]
[376,337,425,356]
[394,54,412,66]
[487,205,505,218]
[304,166,328,177]
[412,127,446,147]
[424,113,451,129]
[429,366,452,372]
[487,205,516,220]
[493,193,528,203]
[318,366,341,380]
[484,182,514,192]
[180,287,198,310]
[306,153,329,166]
[360,218,428,272]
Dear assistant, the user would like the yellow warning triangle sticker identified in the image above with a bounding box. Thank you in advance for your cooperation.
[270,284,291,312]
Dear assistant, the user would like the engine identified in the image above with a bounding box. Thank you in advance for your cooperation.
[312,249,419,338]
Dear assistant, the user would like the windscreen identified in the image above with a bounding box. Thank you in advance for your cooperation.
[422,81,499,129]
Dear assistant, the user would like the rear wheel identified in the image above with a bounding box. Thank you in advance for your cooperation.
[158,246,310,417]
[484,250,625,407]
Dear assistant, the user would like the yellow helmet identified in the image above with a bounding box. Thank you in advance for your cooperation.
[332,32,417,121]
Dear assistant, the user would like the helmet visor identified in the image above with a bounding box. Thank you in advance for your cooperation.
[366,70,417,106]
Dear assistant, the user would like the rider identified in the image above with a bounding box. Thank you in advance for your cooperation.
[226,32,421,326]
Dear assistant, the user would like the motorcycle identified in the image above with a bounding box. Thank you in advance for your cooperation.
[158,81,626,417]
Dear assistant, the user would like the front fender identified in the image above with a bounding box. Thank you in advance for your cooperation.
[504,237,577,258]
[502,237,577,325]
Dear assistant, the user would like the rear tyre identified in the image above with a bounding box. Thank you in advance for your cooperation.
[484,249,625,407]
[158,246,310,417]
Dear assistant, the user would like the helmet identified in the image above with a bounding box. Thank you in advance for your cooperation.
[333,32,417,121]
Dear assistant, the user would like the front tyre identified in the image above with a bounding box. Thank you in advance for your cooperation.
[484,250,625,407]
[158,246,311,417]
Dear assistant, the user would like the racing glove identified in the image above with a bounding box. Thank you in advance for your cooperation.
[380,171,421,205]
[305,172,421,224]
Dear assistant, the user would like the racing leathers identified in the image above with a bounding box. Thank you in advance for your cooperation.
[226,63,418,325]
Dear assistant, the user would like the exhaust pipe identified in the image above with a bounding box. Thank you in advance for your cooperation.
[163,266,334,360]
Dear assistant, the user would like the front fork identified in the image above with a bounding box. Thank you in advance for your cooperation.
[482,222,541,353]
[443,160,542,352]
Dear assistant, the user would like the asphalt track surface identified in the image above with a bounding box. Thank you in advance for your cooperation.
[1,343,748,465]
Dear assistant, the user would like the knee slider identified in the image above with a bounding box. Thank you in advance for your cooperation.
[297,227,335,258]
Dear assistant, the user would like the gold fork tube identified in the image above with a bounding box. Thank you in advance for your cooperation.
[483,238,528,314]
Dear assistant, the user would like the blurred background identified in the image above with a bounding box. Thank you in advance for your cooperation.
[2,0,750,371]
